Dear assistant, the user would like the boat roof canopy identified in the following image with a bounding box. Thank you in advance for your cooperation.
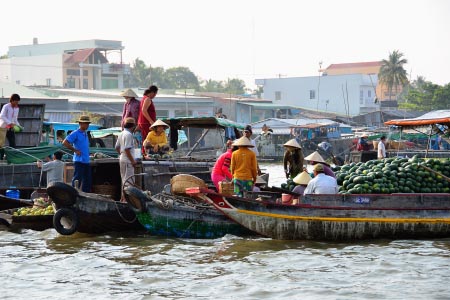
[161,116,245,130]
[384,110,450,127]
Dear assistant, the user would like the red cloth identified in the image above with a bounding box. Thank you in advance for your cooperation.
[211,149,232,179]
[138,95,156,152]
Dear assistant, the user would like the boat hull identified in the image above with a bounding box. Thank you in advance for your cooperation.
[192,189,450,240]
[125,187,253,238]
[48,182,142,235]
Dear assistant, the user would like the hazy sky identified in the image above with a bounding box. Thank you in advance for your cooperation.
[2,0,449,88]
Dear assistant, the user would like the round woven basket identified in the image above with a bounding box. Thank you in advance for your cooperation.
[92,183,117,198]
[171,174,206,195]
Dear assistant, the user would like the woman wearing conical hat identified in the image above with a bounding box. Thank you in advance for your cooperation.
[304,151,336,178]
[143,119,170,158]
[120,88,139,130]
[283,139,304,179]
[231,136,258,197]
[291,170,312,195]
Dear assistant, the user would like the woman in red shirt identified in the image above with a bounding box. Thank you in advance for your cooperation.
[138,85,158,152]
[211,140,234,190]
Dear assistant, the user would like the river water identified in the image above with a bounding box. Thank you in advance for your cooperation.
[1,163,450,300]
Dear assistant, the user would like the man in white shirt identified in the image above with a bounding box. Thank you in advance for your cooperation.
[377,136,386,159]
[115,117,138,202]
[303,163,338,195]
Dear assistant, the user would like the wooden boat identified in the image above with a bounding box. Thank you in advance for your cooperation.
[186,187,450,241]
[124,186,254,238]
[47,182,142,235]
[0,194,33,210]
[0,208,53,231]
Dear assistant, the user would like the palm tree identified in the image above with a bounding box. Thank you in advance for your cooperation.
[378,50,409,101]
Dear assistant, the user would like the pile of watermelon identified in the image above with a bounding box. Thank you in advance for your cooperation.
[334,156,450,194]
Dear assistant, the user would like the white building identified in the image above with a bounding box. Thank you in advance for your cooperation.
[0,39,129,90]
[255,73,380,117]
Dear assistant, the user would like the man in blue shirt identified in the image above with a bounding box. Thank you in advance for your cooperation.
[63,115,92,192]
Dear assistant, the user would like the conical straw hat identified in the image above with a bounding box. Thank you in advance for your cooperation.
[150,119,169,129]
[232,136,254,147]
[283,139,301,149]
[293,171,312,185]
[304,151,326,163]
[120,88,138,98]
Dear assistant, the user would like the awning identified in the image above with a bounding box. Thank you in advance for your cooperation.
[384,110,450,127]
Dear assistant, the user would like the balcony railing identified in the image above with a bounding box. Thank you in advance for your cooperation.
[102,63,131,74]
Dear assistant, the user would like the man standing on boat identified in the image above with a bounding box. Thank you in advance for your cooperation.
[303,163,338,195]
[231,136,258,197]
[115,117,138,202]
[377,136,386,159]
[63,115,92,193]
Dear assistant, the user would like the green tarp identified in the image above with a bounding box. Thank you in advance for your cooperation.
[3,145,119,164]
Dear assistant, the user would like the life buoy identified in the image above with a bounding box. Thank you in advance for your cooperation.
[47,182,78,207]
[53,208,79,235]
[123,186,147,213]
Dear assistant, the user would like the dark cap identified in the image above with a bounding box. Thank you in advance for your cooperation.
[244,125,252,134]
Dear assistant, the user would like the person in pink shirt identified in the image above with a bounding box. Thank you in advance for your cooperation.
[211,140,234,190]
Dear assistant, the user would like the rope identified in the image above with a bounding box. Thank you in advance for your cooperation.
[113,201,137,224]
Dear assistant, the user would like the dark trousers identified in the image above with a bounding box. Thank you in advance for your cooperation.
[6,129,15,148]
[72,162,92,193]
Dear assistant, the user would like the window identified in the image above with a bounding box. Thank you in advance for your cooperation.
[66,69,88,76]
[275,91,281,101]
[309,90,315,99]
[67,78,75,88]
[360,90,364,104]
[156,110,169,119]
[368,90,372,98]
[46,78,51,86]
[175,110,192,117]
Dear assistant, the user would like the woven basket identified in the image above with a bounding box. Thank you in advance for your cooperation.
[171,174,207,195]
[92,183,117,198]
[219,181,234,196]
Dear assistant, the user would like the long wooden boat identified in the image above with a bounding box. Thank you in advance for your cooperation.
[47,182,142,235]
[0,194,33,210]
[0,208,53,231]
[186,187,450,240]
[124,186,254,238]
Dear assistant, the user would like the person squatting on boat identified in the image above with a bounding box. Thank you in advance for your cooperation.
[63,115,92,192]
[115,117,138,202]
[0,93,22,151]
[303,163,338,195]
[291,170,312,195]
[211,139,234,191]
[138,85,158,154]
[304,151,336,178]
[143,119,170,158]
[357,134,371,151]
[120,89,140,130]
[231,136,258,197]
[283,139,304,179]
[36,151,65,186]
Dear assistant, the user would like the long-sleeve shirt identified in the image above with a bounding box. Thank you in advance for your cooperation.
[231,147,257,181]
[303,173,338,195]
[121,98,140,128]
[0,103,20,128]
[145,130,168,148]
[212,149,232,180]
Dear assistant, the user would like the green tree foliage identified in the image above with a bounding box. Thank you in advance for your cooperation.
[379,50,409,100]
[399,77,450,110]
[223,78,246,95]
[126,58,249,94]
[164,67,200,89]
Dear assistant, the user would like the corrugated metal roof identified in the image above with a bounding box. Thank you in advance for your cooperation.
[240,102,301,110]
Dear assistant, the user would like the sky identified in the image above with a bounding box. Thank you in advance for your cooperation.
[2,0,449,88]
